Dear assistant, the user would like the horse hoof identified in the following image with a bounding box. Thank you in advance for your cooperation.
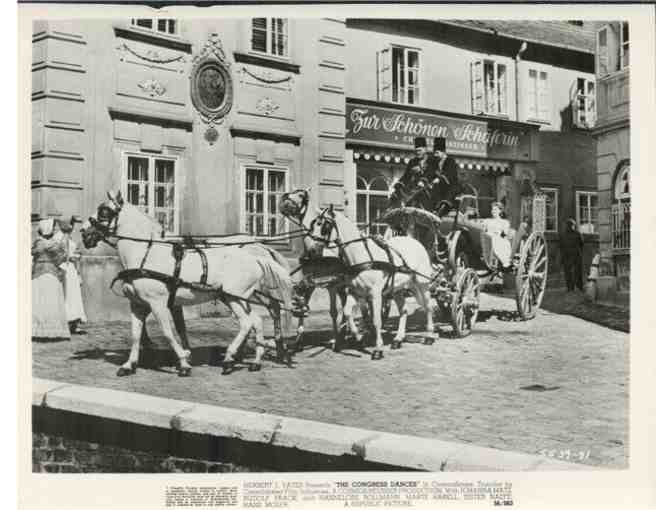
[371,350,384,360]
[221,361,235,375]
[116,366,135,377]
[391,340,403,350]
[177,367,191,377]
[423,337,436,345]
[248,363,262,372]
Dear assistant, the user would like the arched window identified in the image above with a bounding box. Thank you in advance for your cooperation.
[612,160,630,250]
[356,174,391,235]
[614,162,630,201]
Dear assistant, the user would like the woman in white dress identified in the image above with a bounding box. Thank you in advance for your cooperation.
[483,202,513,269]
[58,219,87,334]
[32,218,70,340]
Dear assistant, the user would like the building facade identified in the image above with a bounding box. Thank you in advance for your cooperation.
[32,18,348,319]
[31,18,598,320]
[344,20,599,277]
[593,21,630,301]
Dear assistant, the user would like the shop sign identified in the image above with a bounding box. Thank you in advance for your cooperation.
[346,102,534,161]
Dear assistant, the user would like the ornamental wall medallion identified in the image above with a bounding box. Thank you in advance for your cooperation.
[190,33,234,143]
[137,78,167,97]
[255,97,280,116]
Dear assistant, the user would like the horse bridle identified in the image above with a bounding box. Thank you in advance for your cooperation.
[280,189,310,227]
[86,202,122,247]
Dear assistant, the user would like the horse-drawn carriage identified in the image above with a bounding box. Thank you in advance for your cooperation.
[381,190,548,337]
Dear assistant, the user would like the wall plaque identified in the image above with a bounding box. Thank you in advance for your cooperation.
[190,33,234,143]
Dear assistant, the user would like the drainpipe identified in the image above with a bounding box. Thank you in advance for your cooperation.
[514,41,528,122]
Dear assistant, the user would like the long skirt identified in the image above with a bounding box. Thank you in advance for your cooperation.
[32,272,70,339]
[63,262,87,323]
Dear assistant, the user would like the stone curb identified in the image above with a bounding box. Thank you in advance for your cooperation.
[33,378,593,472]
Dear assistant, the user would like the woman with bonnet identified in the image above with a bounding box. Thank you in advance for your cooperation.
[58,217,87,334]
[31,217,70,341]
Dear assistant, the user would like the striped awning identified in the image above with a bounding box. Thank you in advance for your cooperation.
[352,149,511,175]
[455,158,510,174]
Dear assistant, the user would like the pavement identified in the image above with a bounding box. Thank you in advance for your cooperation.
[33,292,629,469]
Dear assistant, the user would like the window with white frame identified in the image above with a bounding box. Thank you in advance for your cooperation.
[377,46,421,105]
[243,166,288,237]
[251,18,289,57]
[471,59,508,116]
[539,187,559,232]
[356,174,391,235]
[576,191,598,234]
[131,19,178,35]
[526,68,550,122]
[572,77,596,129]
[619,21,629,71]
[123,154,178,234]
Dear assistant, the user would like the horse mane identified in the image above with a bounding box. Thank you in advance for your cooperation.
[120,202,164,236]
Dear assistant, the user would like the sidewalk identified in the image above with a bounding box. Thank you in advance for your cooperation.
[539,288,629,333]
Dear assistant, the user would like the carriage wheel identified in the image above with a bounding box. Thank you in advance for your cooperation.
[448,230,470,273]
[515,231,548,320]
[450,268,480,338]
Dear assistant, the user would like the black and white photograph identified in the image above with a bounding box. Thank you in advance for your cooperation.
[18,2,656,508]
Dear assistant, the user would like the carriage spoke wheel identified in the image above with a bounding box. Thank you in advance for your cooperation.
[450,268,480,338]
[515,231,548,320]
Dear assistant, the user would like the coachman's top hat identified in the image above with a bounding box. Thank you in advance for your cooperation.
[433,137,447,153]
[414,137,427,149]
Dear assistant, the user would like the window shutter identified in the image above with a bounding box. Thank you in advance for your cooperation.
[532,195,546,233]
[586,80,596,128]
[526,69,537,120]
[597,27,609,77]
[470,60,484,114]
[377,48,392,102]
[252,18,267,53]
[497,63,507,114]
[538,71,550,121]
[570,79,580,127]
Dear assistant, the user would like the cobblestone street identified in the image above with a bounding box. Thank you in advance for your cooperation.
[33,292,629,469]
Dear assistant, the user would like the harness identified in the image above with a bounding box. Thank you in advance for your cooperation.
[90,202,297,314]
[304,209,425,298]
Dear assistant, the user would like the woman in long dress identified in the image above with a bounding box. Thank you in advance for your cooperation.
[59,220,87,333]
[32,218,70,340]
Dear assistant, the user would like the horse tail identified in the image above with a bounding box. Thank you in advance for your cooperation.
[256,258,294,337]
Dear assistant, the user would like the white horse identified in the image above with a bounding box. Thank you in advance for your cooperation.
[279,189,361,351]
[81,191,294,376]
[283,190,435,359]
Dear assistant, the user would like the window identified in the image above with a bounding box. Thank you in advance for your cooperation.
[614,162,630,200]
[539,187,559,232]
[619,22,629,71]
[572,77,596,128]
[251,18,289,57]
[356,174,391,235]
[526,68,550,122]
[576,191,598,234]
[131,19,178,35]
[123,154,178,234]
[471,60,508,116]
[243,166,288,236]
[377,46,421,105]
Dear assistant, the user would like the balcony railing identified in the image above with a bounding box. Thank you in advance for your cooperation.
[611,201,630,250]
